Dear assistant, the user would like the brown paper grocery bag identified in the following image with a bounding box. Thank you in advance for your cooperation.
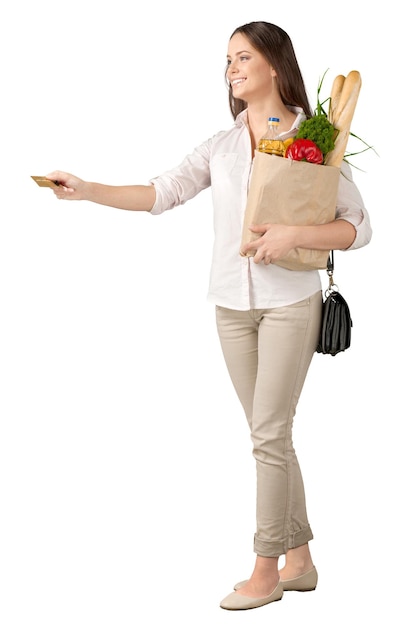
[240,151,340,271]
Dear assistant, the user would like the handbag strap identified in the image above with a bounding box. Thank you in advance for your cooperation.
[327,250,334,273]
[326,251,336,294]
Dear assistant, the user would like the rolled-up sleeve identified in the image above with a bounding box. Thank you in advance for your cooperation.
[149,140,212,215]
[335,161,372,250]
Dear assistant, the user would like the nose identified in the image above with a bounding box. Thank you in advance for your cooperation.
[227,58,238,77]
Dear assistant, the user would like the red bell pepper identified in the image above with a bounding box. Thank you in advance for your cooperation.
[285,138,323,164]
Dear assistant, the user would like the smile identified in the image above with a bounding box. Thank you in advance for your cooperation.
[232,78,246,86]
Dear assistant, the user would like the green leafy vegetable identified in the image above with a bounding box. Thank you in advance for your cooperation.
[295,115,336,158]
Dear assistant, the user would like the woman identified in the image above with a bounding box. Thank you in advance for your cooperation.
[46,22,372,611]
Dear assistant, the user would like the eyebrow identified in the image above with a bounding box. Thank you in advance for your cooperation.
[226,49,252,58]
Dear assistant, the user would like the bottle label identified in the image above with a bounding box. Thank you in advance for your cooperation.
[258,139,285,157]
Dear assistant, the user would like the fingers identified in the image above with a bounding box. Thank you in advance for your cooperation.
[255,250,272,265]
[46,170,76,188]
[248,223,270,234]
[241,237,262,258]
[52,186,76,200]
[243,224,294,264]
[241,240,271,264]
[240,224,270,257]
[45,171,80,200]
[46,171,69,186]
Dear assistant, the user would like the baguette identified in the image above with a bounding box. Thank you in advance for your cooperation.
[328,74,345,125]
[332,70,361,124]
[325,70,361,167]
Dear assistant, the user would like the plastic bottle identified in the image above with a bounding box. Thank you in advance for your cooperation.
[258,117,285,156]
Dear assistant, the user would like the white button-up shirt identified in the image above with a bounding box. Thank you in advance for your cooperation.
[150,108,372,311]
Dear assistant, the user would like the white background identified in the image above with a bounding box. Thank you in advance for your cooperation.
[0,2,394,624]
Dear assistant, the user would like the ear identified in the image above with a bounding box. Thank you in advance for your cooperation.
[270,67,277,78]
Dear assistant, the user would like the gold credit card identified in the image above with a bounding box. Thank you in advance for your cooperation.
[31,176,60,188]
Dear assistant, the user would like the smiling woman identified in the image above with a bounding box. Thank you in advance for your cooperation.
[43,20,371,613]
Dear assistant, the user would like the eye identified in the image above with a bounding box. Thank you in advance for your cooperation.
[240,55,249,62]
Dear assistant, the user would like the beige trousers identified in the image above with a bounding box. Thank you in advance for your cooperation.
[215,291,322,557]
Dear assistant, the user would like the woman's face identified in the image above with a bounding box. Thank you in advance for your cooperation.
[226,33,275,104]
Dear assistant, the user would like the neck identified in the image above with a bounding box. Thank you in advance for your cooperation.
[248,98,297,130]
[247,101,291,129]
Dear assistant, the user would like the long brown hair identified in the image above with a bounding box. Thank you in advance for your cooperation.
[227,22,313,120]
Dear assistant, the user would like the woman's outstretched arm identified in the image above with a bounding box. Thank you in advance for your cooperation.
[46,171,156,212]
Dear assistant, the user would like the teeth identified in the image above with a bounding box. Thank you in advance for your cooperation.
[232,78,245,85]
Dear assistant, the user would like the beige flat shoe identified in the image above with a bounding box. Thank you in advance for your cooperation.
[282,566,318,591]
[234,566,318,592]
[220,580,283,611]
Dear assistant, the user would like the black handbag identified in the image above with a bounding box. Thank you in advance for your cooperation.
[316,251,352,356]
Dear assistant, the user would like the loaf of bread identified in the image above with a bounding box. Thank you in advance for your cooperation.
[325,70,361,167]
[328,74,345,125]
